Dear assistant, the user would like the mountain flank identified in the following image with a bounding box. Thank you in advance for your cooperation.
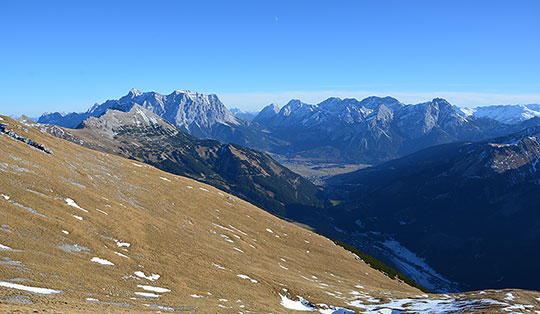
[324,126,540,291]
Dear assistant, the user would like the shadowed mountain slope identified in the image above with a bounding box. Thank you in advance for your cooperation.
[325,127,540,291]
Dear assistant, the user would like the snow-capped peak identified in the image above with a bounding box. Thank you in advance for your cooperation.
[470,104,540,124]
[128,88,143,97]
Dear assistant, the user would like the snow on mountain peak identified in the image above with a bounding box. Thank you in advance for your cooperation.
[279,99,316,117]
[454,106,474,116]
[128,88,142,96]
[471,104,540,124]
[38,89,240,132]
[264,103,280,113]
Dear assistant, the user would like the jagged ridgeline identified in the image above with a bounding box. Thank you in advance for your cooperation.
[39,106,321,217]
[40,90,540,165]
[253,97,540,164]
[38,89,284,152]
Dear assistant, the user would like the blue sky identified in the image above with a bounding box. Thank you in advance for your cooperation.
[1,0,539,116]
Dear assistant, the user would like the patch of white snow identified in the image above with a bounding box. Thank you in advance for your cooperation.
[137,285,171,293]
[237,274,258,284]
[72,215,83,221]
[134,291,160,298]
[280,294,315,311]
[134,271,160,281]
[0,281,61,294]
[65,198,88,212]
[91,257,114,266]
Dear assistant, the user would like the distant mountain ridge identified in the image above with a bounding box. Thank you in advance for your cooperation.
[39,88,284,152]
[252,96,540,163]
[459,104,540,124]
[39,88,238,134]
[230,108,258,121]
[39,89,540,165]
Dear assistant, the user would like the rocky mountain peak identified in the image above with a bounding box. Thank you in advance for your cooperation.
[280,99,307,116]
[81,105,178,139]
[128,87,142,97]
[375,104,394,122]
[38,89,240,138]
[17,115,37,126]
[360,96,402,111]
[253,104,280,124]
[262,103,280,114]
[429,98,456,113]
[318,97,343,107]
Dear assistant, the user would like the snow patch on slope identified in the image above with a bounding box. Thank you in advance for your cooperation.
[380,239,458,292]
[0,281,61,294]
[91,257,114,266]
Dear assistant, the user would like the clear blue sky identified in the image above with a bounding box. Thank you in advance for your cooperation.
[1,0,539,116]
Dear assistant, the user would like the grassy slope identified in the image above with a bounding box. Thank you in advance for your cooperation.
[64,122,323,217]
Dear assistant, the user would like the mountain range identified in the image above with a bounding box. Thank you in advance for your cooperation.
[39,89,284,153]
[460,103,540,124]
[39,90,540,165]
[253,97,540,164]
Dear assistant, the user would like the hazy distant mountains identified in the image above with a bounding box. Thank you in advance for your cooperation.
[324,126,540,291]
[230,108,258,121]
[459,104,540,124]
[253,97,540,163]
[39,89,540,165]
